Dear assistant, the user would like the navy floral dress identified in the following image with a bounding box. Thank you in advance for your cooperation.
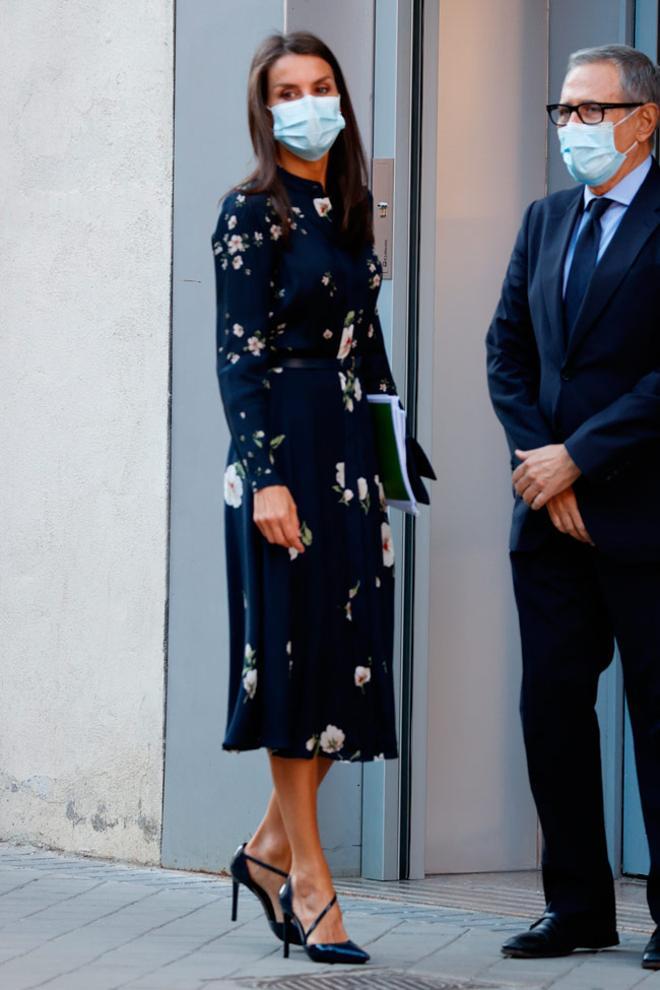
[213,166,398,762]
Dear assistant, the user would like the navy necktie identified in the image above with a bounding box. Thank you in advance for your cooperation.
[563,196,612,343]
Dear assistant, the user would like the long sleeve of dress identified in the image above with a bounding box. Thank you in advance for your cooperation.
[361,245,397,397]
[213,191,285,492]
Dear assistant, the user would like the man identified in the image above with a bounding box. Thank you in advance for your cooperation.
[486,44,660,969]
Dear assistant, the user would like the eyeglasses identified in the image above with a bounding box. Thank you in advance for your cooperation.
[546,102,643,126]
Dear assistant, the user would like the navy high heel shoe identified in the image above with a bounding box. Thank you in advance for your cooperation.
[279,876,370,964]
[230,843,302,945]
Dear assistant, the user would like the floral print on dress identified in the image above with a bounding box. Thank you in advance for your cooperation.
[344,580,360,621]
[242,644,257,701]
[357,477,370,513]
[214,192,288,492]
[320,725,345,754]
[224,463,244,507]
[215,169,400,762]
[354,662,372,691]
[289,520,313,560]
[367,253,382,290]
[381,522,395,567]
[333,462,355,505]
[313,197,332,219]
[321,271,337,297]
[338,367,363,412]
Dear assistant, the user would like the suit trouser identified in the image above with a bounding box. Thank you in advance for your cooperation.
[511,531,660,927]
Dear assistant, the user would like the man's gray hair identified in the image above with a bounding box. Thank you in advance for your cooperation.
[567,44,660,106]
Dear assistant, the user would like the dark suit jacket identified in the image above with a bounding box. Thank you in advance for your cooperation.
[486,158,660,562]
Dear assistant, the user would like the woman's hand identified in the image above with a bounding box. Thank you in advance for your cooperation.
[253,485,305,553]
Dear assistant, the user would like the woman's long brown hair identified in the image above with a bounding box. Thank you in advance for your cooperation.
[241,32,373,251]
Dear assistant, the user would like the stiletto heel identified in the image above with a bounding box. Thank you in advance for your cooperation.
[229,843,302,946]
[283,914,290,958]
[278,877,370,965]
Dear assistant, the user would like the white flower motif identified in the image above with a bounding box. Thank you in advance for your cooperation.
[374,753,385,761]
[375,576,381,588]
[337,324,354,360]
[227,234,245,254]
[381,522,394,567]
[341,488,354,505]
[320,724,345,754]
[236,193,246,203]
[335,462,345,488]
[354,376,362,402]
[232,323,244,337]
[270,224,283,240]
[306,736,317,752]
[227,215,237,230]
[212,241,223,255]
[254,231,263,242]
[322,274,331,286]
[286,641,292,655]
[242,668,257,699]
[229,353,240,364]
[354,666,371,688]
[313,196,332,218]
[375,474,386,509]
[224,463,243,508]
[323,329,333,340]
[367,323,375,338]
[232,255,243,270]
[357,477,368,502]
[247,335,265,355]
[289,547,299,561]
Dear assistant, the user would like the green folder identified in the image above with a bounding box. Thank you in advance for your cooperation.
[367,395,417,513]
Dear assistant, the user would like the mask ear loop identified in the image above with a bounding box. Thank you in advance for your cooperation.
[614,105,641,156]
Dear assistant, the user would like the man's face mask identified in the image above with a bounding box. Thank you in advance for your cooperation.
[558,108,639,186]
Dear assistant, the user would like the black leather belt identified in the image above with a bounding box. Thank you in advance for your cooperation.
[277,356,362,369]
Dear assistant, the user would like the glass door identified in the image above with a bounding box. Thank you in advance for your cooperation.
[620,0,657,878]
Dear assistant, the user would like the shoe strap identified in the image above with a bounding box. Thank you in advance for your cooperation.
[305,893,337,941]
[242,846,288,879]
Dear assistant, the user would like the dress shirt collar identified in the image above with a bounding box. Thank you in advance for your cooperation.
[584,154,652,208]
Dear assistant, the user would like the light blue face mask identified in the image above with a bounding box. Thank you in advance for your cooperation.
[558,109,638,186]
[270,94,346,162]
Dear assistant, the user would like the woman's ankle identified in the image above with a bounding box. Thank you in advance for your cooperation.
[290,864,334,899]
[246,835,291,871]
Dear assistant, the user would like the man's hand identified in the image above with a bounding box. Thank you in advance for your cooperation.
[545,487,593,544]
[253,485,305,553]
[513,444,581,509]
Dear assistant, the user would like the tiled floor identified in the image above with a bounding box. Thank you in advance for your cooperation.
[337,869,653,933]
[0,841,656,990]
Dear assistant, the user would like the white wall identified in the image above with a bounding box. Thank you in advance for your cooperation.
[425,0,547,873]
[0,0,174,862]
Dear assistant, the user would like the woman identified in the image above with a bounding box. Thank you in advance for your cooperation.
[213,31,399,965]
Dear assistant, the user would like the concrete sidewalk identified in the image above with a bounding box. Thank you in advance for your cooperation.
[0,841,656,990]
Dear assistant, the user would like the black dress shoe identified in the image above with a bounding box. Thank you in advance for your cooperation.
[502,914,619,959]
[642,928,660,970]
